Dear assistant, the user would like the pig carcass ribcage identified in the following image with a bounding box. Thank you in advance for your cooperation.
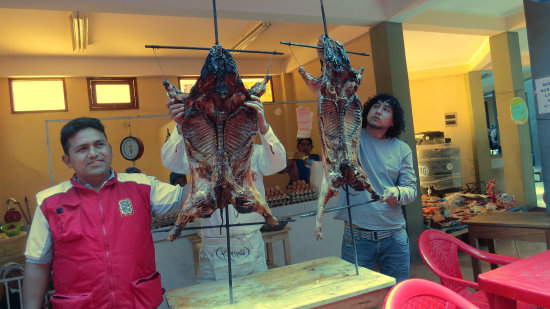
[300,36,380,240]
[165,46,277,240]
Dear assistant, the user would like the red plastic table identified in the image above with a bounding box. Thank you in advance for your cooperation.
[478,249,550,308]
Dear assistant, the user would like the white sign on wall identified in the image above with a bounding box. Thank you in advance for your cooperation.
[535,76,550,115]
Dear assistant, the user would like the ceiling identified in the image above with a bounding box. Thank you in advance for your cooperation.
[0,0,529,77]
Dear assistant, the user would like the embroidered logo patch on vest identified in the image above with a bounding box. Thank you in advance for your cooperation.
[118,198,134,216]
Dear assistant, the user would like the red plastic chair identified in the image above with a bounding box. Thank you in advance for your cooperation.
[383,278,480,309]
[418,229,536,309]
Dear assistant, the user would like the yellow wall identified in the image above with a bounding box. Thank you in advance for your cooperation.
[0,32,481,221]
[409,73,476,188]
[0,76,177,220]
[0,74,296,219]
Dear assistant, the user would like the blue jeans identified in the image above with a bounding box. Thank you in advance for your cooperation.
[341,226,410,284]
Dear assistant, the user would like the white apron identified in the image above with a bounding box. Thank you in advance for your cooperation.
[196,229,267,283]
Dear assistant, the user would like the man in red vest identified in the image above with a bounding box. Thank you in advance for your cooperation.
[23,117,186,308]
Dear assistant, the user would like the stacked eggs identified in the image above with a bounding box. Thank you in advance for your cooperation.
[265,186,290,207]
[286,180,317,204]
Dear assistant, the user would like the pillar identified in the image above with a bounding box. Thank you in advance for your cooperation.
[369,21,423,261]
[524,0,550,211]
[466,71,493,188]
[489,32,537,208]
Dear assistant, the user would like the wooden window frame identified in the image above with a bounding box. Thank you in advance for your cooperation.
[87,77,139,111]
[9,78,68,114]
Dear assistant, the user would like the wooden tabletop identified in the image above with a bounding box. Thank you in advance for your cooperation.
[465,211,550,228]
[165,256,395,308]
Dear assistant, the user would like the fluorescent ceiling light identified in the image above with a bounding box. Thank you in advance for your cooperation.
[232,21,271,51]
[69,11,88,52]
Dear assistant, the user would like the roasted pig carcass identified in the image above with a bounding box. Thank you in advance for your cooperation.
[164,45,278,240]
[299,35,380,240]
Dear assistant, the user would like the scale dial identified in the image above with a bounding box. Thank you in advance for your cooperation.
[120,136,144,161]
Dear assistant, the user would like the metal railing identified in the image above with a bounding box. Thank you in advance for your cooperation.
[0,263,53,309]
[0,264,24,309]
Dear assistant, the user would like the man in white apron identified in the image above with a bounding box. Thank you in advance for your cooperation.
[161,95,286,282]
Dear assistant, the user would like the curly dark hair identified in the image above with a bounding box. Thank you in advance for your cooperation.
[362,93,405,138]
[60,117,107,155]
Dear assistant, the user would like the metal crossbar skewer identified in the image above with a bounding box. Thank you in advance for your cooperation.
[298,199,377,218]
[152,219,295,233]
[145,45,283,55]
[280,41,370,57]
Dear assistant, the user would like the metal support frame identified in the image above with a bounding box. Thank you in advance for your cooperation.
[146,0,284,57]
[224,207,234,304]
[345,185,360,275]
[147,0,366,304]
[298,196,377,276]
[320,0,328,37]
[280,0,370,57]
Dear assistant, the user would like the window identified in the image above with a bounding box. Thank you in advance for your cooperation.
[242,77,274,103]
[87,77,138,110]
[178,76,274,102]
[9,78,67,113]
[178,77,198,94]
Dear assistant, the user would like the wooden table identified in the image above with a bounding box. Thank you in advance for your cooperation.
[478,249,550,308]
[165,256,396,308]
[187,226,292,276]
[262,226,292,268]
[465,211,550,278]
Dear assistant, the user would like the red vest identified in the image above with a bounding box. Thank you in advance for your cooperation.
[41,175,163,309]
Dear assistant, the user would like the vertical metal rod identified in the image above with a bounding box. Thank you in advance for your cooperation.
[45,120,54,186]
[4,283,10,308]
[225,208,234,303]
[345,185,359,275]
[320,0,328,37]
[18,278,23,308]
[212,0,219,45]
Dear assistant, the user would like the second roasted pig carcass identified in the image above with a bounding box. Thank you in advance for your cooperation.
[164,45,278,240]
[299,35,380,240]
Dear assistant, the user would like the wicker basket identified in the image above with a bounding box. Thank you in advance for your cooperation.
[0,231,27,265]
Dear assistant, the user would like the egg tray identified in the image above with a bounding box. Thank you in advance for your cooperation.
[150,212,178,229]
[267,189,317,207]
